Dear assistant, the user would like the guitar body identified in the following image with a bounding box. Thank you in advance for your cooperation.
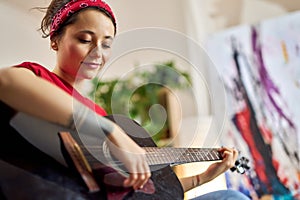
[59,114,184,200]
[3,111,249,199]
[2,112,183,200]
[105,115,184,199]
[3,107,248,199]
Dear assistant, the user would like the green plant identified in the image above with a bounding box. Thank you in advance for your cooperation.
[89,61,191,144]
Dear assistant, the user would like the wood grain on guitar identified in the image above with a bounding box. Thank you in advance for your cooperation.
[59,131,101,192]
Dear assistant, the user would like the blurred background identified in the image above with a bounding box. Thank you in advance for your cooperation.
[1,1,299,199]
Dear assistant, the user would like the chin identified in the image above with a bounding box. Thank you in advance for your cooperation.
[75,73,95,81]
[77,69,97,79]
[85,73,97,80]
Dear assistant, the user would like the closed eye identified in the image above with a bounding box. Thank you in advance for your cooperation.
[102,43,111,49]
[79,39,91,44]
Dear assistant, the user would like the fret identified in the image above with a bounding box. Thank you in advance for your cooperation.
[170,148,180,163]
[158,149,166,164]
[162,148,176,164]
[190,148,202,162]
[191,149,199,161]
[185,149,194,163]
[177,149,187,164]
[186,150,192,162]
[212,149,221,160]
[81,145,223,167]
[207,151,214,160]
[197,149,205,161]
[143,147,222,166]
[145,148,164,165]
[204,150,210,161]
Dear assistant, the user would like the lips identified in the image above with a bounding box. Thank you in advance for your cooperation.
[82,62,101,69]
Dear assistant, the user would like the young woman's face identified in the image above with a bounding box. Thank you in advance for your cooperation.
[54,9,115,83]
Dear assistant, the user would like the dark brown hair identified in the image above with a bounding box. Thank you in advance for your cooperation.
[37,0,116,40]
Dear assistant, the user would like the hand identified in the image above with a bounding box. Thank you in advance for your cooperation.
[217,147,239,172]
[106,125,151,190]
[200,147,238,184]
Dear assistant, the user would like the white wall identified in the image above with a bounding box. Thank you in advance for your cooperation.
[0,0,187,70]
[1,0,296,83]
[0,0,55,69]
[1,0,298,71]
[105,0,186,34]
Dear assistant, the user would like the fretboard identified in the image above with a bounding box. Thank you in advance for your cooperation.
[143,147,222,166]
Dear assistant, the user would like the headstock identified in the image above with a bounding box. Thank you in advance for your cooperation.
[230,156,250,174]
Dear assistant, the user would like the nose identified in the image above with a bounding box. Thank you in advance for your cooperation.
[89,44,102,59]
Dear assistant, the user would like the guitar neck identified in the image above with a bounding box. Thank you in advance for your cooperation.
[144,147,222,166]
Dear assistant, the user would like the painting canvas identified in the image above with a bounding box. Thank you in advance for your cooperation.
[205,11,300,200]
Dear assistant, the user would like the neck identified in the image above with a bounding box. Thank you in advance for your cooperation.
[52,67,85,90]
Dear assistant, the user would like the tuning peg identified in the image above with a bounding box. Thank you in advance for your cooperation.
[230,166,236,172]
[241,157,249,163]
[243,165,251,170]
[229,156,251,174]
[236,165,246,174]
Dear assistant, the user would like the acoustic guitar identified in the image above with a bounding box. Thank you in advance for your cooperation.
[57,114,250,200]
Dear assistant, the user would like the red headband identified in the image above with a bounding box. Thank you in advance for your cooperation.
[50,0,116,39]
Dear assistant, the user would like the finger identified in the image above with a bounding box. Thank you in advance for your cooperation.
[220,148,231,158]
[132,173,147,190]
[133,159,151,189]
[220,147,235,157]
[232,148,239,161]
[219,148,236,168]
[132,162,145,189]
[123,172,138,187]
[137,167,151,189]
[133,171,151,190]
[136,172,151,190]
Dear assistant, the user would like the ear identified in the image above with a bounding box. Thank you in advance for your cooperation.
[51,40,58,51]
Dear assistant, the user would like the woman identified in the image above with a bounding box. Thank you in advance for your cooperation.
[0,0,249,199]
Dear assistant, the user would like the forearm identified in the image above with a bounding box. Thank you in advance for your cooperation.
[0,67,73,126]
[178,171,211,192]
[0,67,115,136]
[0,67,151,189]
[179,148,238,192]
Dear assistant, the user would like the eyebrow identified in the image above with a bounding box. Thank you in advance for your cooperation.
[78,30,114,40]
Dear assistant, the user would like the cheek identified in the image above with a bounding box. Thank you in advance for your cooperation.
[68,44,87,60]
[61,44,89,75]
[102,49,112,64]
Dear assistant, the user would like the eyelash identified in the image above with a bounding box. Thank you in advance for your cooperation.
[79,39,91,44]
[102,44,111,49]
[79,39,111,49]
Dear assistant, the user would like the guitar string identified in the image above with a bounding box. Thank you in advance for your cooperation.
[77,145,222,166]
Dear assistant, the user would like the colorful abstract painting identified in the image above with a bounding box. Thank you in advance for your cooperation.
[205,11,300,200]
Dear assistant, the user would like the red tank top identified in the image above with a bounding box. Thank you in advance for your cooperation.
[15,62,107,116]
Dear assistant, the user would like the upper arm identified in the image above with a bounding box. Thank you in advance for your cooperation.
[0,66,73,126]
[0,66,36,93]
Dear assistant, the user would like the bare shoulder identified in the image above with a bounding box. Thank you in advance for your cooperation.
[0,66,36,88]
[0,66,36,78]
